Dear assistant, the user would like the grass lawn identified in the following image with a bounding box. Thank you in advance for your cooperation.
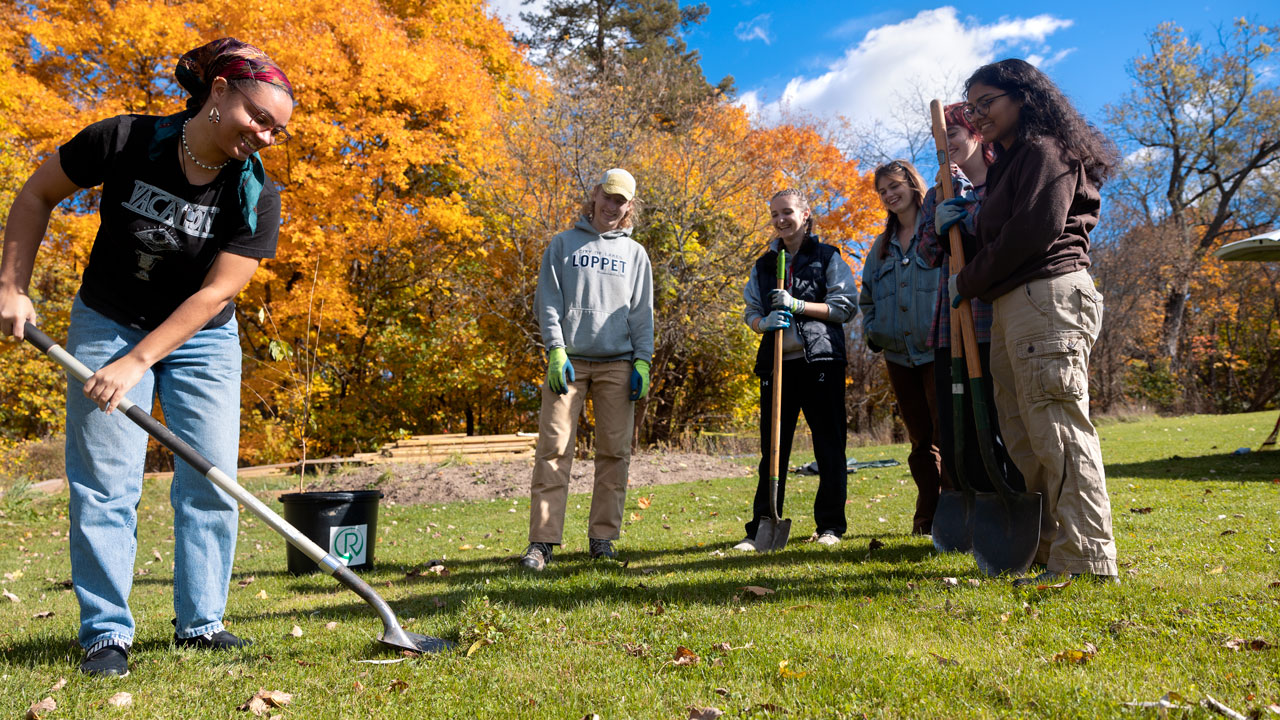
[2,411,1278,719]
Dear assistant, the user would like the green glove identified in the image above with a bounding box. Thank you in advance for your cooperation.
[629,359,651,401]
[547,347,575,395]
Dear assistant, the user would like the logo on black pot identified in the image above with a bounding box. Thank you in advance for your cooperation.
[330,524,368,566]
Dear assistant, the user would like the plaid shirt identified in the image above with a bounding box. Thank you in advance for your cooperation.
[918,171,992,349]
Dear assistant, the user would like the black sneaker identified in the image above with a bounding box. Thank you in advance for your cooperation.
[174,629,252,649]
[80,645,129,677]
[588,538,617,559]
[520,542,553,571]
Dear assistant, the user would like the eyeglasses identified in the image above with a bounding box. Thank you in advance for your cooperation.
[233,86,292,146]
[962,93,1009,122]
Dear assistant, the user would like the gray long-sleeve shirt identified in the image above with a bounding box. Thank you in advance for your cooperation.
[537,217,654,363]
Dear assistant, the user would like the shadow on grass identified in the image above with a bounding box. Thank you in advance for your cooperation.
[1105,450,1280,481]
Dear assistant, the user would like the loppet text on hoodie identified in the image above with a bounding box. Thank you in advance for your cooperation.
[537,217,655,363]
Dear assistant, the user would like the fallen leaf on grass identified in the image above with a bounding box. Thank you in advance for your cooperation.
[255,590,268,600]
[671,646,699,666]
[238,576,255,587]
[739,585,774,597]
[4,589,20,603]
[687,706,723,720]
[929,652,959,666]
[1206,565,1225,575]
[637,495,652,510]
[237,689,292,716]
[714,688,729,697]
[325,621,338,631]
[777,659,806,678]
[1223,637,1271,651]
[622,643,649,657]
[388,679,410,693]
[152,549,163,562]
[1220,530,1237,536]
[1129,507,1153,514]
[458,544,473,551]
[940,577,959,588]
[26,697,55,719]
[107,692,133,708]
[710,641,754,652]
[465,638,493,658]
[48,678,66,693]
[4,569,23,581]
[1050,642,1098,664]
[288,625,303,638]
[868,538,885,552]
[1036,579,1074,590]
[33,610,54,619]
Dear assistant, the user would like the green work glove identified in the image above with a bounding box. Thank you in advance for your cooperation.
[630,359,651,401]
[547,347,575,395]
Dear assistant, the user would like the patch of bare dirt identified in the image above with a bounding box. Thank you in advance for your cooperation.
[306,451,753,506]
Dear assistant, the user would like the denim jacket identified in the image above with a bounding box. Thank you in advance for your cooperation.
[858,216,941,367]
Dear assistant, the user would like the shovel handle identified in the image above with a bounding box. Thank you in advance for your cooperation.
[768,251,785,520]
[22,322,343,572]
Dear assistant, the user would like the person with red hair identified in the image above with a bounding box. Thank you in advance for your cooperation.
[918,103,1024,507]
[0,37,294,677]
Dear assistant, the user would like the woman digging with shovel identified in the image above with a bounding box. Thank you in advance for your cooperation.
[734,188,857,552]
[949,59,1119,585]
[0,38,293,677]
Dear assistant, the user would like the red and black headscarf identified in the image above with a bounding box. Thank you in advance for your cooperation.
[175,37,293,112]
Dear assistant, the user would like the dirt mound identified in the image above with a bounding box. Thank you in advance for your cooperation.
[307,451,754,505]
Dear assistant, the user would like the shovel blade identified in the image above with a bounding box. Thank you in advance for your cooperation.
[754,516,792,552]
[379,625,455,654]
[971,491,1042,577]
[931,490,974,553]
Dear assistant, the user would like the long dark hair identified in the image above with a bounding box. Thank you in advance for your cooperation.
[965,58,1117,187]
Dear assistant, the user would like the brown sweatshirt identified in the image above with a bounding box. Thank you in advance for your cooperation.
[954,136,1099,303]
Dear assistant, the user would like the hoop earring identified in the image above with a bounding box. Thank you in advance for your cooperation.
[208,106,220,124]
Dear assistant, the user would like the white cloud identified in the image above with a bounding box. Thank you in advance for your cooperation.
[485,0,543,39]
[739,7,1074,129]
[735,14,773,45]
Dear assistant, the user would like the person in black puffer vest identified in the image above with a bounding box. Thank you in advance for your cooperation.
[733,188,858,551]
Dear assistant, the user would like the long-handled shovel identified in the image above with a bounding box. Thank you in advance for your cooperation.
[23,322,452,654]
[929,266,975,553]
[754,250,791,552]
[928,100,1041,576]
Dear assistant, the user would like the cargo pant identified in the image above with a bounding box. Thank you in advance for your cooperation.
[529,359,633,544]
[989,269,1117,576]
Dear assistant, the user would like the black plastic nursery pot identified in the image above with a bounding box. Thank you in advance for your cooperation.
[278,490,383,575]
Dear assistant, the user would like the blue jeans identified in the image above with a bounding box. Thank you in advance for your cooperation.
[65,296,242,651]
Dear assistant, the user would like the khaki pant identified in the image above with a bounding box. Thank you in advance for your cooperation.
[989,270,1117,575]
[529,359,634,544]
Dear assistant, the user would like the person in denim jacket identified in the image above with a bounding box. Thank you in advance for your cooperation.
[859,160,947,534]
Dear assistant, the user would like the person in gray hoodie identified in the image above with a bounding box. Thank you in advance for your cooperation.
[521,168,655,572]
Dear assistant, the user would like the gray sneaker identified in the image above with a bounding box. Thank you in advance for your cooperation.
[588,538,617,559]
[80,645,129,677]
[520,542,553,571]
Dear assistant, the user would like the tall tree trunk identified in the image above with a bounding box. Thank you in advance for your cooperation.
[1158,280,1189,363]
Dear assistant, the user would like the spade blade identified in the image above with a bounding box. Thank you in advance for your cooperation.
[931,490,975,553]
[971,491,1042,577]
[754,516,791,552]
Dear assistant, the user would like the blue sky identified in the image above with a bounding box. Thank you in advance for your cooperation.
[487,1,1274,135]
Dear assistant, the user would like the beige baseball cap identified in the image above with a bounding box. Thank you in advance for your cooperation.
[599,168,636,201]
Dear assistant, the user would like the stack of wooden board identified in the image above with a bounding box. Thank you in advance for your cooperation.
[355,432,538,464]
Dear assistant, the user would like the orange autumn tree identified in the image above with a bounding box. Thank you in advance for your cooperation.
[1,0,531,462]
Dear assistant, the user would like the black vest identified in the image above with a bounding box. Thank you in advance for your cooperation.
[752,235,848,377]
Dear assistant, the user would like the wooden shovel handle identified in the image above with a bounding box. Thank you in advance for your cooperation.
[769,251,785,481]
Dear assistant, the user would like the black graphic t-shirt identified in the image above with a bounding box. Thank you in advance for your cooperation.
[59,113,280,330]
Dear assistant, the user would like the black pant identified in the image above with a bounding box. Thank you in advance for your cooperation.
[746,359,847,538]
[933,345,1025,493]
